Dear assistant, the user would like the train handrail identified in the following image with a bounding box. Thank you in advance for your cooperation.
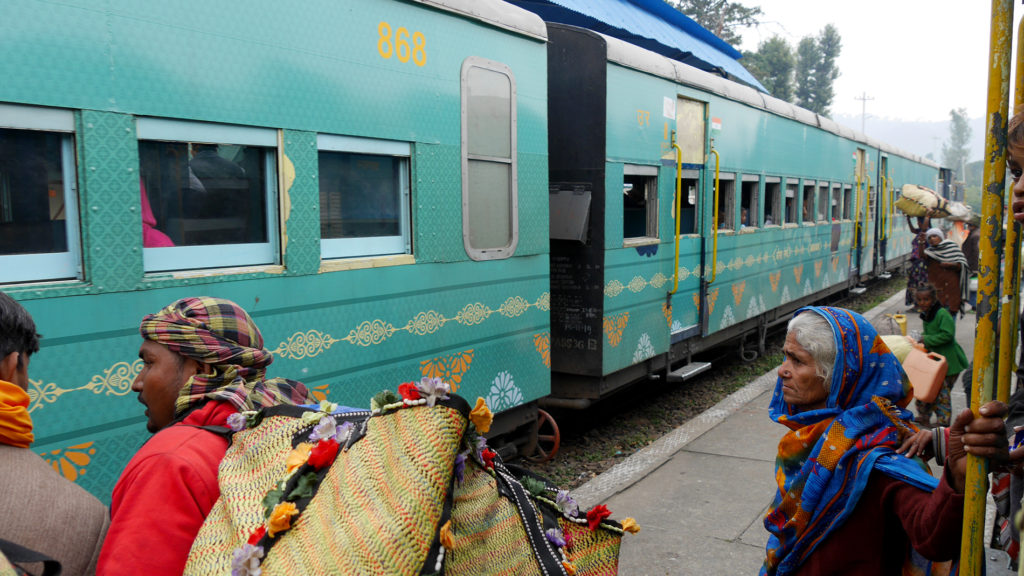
[963,1,1013,573]
[888,176,895,241]
[853,165,862,250]
[670,132,683,295]
[879,174,887,241]
[709,147,720,284]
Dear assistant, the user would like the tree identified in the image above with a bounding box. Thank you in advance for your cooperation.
[742,37,794,102]
[942,108,972,179]
[668,0,763,46]
[794,25,841,115]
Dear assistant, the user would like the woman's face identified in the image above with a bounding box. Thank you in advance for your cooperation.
[779,331,828,411]
[1009,144,1024,223]
[927,235,942,246]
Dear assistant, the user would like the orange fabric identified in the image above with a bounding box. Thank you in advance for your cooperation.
[0,379,33,448]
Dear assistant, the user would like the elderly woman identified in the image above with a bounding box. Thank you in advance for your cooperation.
[762,306,1008,575]
[923,227,968,315]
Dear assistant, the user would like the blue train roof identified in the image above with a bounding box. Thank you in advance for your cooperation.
[506,0,767,91]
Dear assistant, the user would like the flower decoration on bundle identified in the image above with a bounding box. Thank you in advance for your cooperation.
[481,448,497,470]
[231,542,264,576]
[268,502,299,537]
[555,490,580,518]
[545,528,566,548]
[398,382,421,401]
[308,438,340,469]
[621,517,641,534]
[586,504,612,531]
[226,412,248,432]
[415,376,451,407]
[469,397,493,434]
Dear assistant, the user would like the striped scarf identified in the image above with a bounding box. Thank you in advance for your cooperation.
[139,297,312,419]
[924,239,970,307]
[762,307,946,575]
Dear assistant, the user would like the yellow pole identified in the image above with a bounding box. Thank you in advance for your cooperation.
[998,13,1024,405]
[670,133,683,295]
[963,1,1012,573]
[709,148,720,284]
[853,166,862,250]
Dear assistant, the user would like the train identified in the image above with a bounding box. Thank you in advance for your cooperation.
[0,0,946,502]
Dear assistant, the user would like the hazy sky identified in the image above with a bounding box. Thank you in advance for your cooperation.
[738,1,1023,123]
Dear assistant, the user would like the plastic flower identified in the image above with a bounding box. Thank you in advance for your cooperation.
[247,526,267,545]
[230,543,264,576]
[415,377,450,407]
[555,490,579,518]
[454,452,467,483]
[285,443,312,474]
[308,438,340,470]
[481,448,497,470]
[469,397,493,434]
[308,415,338,442]
[439,520,455,549]
[621,517,640,534]
[398,382,421,401]
[562,561,577,575]
[226,412,248,432]
[474,436,488,460]
[586,504,612,531]
[545,528,566,548]
[268,502,299,537]
[336,420,354,444]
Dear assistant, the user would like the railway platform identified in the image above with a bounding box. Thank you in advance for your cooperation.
[570,289,1016,575]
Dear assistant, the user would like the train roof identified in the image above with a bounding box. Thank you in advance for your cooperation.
[415,0,547,41]
[599,31,939,169]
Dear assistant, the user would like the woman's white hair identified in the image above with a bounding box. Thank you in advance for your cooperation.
[787,312,837,393]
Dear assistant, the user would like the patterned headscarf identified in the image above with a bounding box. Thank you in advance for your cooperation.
[761,307,939,576]
[139,297,312,418]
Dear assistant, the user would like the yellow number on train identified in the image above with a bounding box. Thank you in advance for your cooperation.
[412,32,426,66]
[395,27,410,63]
[378,21,426,67]
[378,22,393,59]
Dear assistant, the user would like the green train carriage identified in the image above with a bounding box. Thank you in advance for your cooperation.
[543,25,942,403]
[0,0,551,501]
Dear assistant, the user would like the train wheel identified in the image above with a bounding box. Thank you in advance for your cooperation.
[524,409,561,463]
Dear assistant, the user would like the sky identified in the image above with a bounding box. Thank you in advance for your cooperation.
[737,1,1024,123]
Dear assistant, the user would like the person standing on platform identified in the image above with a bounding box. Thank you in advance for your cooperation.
[0,291,109,576]
[923,227,969,316]
[911,284,968,428]
[97,297,313,576]
[904,213,932,309]
[762,306,1008,576]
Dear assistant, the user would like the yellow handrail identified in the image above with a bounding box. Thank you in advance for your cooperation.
[888,177,895,240]
[709,147,721,284]
[963,1,1012,573]
[853,165,862,249]
[670,133,683,295]
[879,174,887,240]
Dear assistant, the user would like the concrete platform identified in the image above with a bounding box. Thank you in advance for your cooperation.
[571,289,1017,575]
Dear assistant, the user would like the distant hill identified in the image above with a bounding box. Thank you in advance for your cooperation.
[830,113,985,167]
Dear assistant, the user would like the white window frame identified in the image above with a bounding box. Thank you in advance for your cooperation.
[0,103,81,284]
[461,56,518,261]
[136,118,279,273]
[317,134,411,260]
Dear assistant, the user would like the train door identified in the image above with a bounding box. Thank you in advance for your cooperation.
[668,96,707,342]
[875,155,889,274]
[852,148,867,278]
[938,167,955,200]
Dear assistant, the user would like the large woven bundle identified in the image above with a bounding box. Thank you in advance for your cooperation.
[185,381,635,575]
[895,184,971,221]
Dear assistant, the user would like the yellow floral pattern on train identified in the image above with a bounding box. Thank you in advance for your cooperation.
[420,349,475,392]
[603,313,630,347]
[337,293,549,347]
[271,330,340,360]
[533,332,551,367]
[27,359,143,413]
[39,442,95,482]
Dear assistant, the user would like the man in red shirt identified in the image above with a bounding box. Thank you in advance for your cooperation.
[97,297,311,575]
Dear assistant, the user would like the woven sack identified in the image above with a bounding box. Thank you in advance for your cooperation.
[184,385,635,575]
[896,184,972,221]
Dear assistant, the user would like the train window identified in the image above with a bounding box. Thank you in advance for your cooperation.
[716,174,735,231]
[0,104,81,284]
[740,175,758,229]
[317,135,411,259]
[801,182,815,223]
[137,118,278,272]
[461,57,517,261]
[817,183,828,221]
[842,185,853,219]
[680,170,699,234]
[764,177,780,226]
[830,184,841,221]
[623,165,658,242]
[784,182,797,225]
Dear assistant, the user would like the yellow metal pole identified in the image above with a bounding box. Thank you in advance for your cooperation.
[670,133,683,295]
[709,148,720,284]
[853,167,862,249]
[962,1,1012,573]
[998,13,1024,405]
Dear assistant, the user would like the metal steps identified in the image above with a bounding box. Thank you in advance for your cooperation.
[667,361,712,382]
[850,285,867,295]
